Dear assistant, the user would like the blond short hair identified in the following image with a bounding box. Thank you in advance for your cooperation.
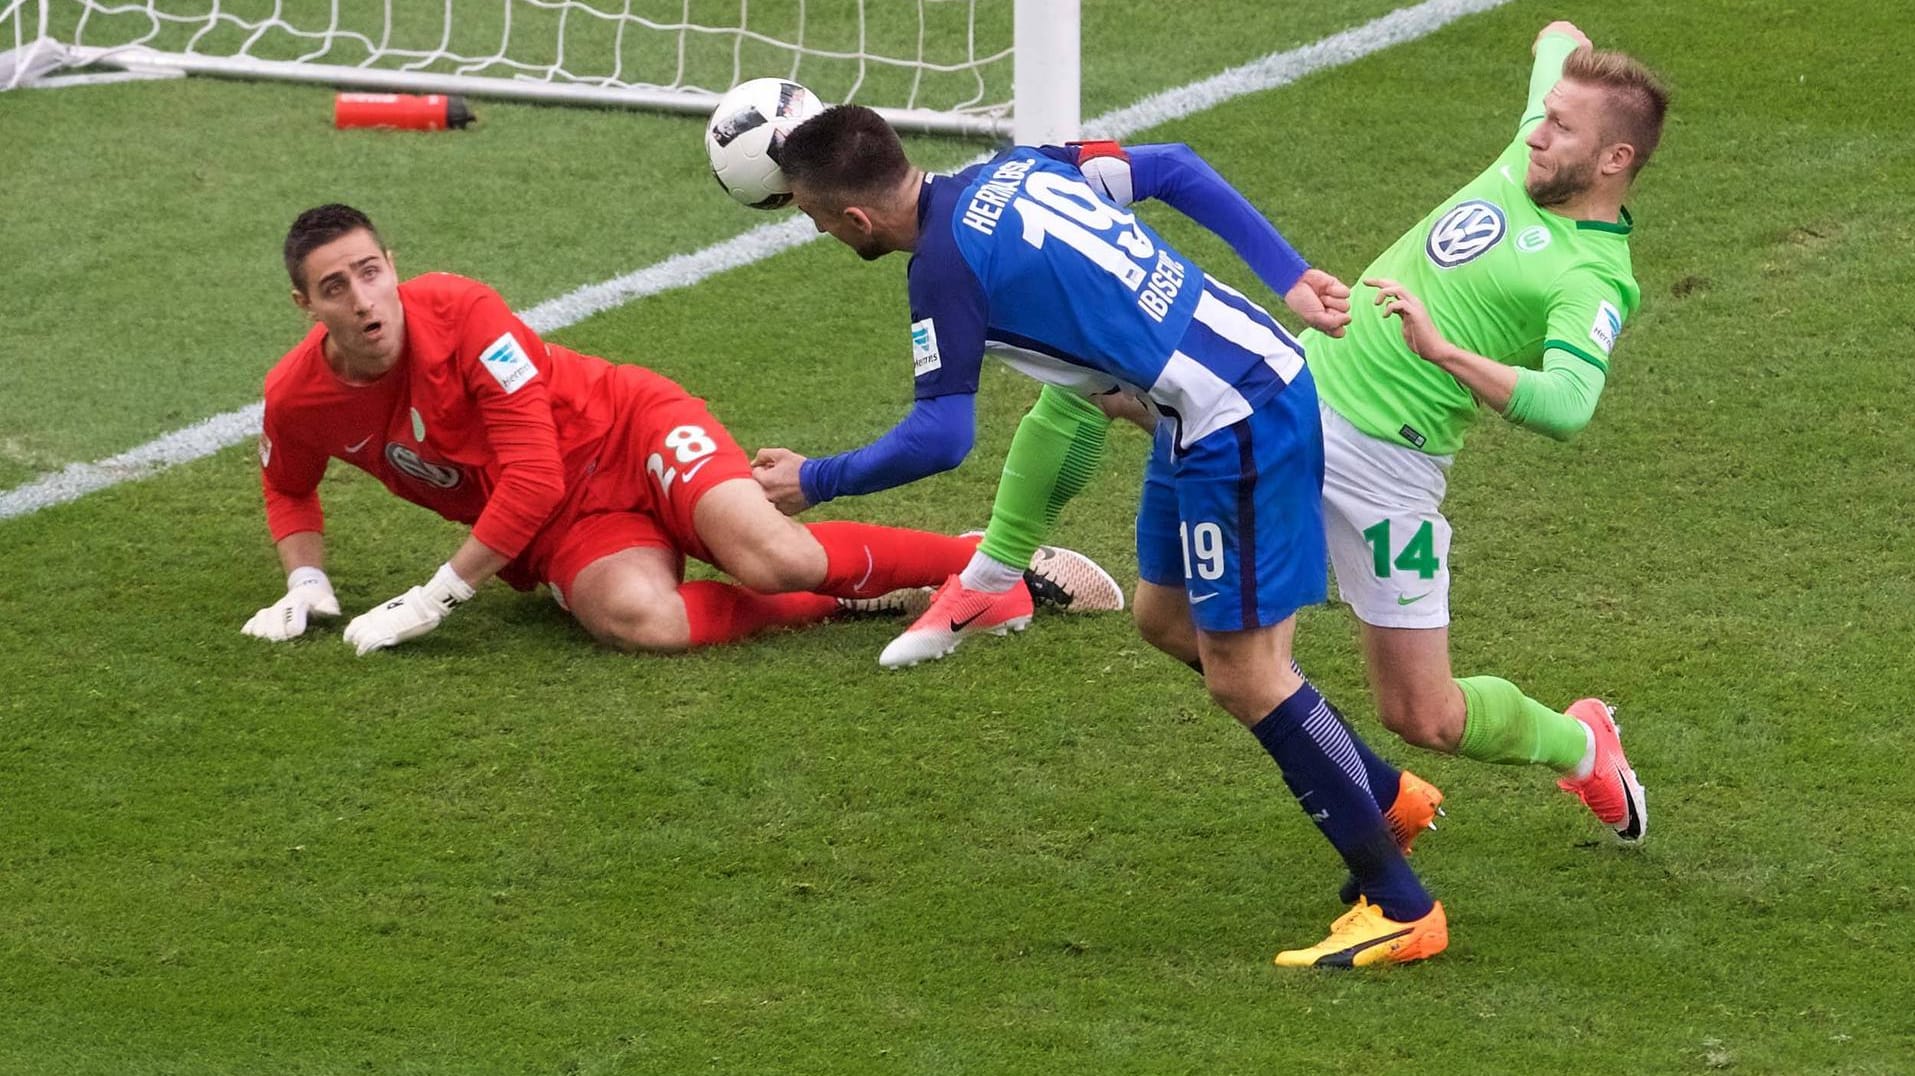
[1562,48,1670,175]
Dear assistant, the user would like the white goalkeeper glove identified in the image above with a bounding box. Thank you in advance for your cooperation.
[342,563,475,656]
[241,566,341,642]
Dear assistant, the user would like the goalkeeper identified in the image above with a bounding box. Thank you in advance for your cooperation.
[243,204,1108,655]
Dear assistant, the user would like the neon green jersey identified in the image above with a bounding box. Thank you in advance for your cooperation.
[1307,34,1640,456]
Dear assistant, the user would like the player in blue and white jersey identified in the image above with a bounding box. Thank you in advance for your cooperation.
[751,106,1448,967]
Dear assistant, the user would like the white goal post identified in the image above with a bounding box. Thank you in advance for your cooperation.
[0,0,1077,141]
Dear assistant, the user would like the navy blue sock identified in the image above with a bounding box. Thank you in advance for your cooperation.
[1288,661,1401,813]
[1336,701,1402,813]
[1250,682,1434,921]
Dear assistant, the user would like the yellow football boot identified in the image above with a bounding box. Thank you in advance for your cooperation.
[1274,898,1448,969]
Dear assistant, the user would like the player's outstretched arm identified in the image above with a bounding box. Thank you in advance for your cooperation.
[340,537,504,656]
[1524,21,1590,130]
[1366,277,1517,411]
[1369,276,1611,441]
[757,392,977,514]
[1285,268,1353,338]
[252,416,338,642]
[1534,20,1590,54]
[1092,142,1311,302]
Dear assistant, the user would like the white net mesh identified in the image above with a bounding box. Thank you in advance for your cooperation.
[2,1,1024,132]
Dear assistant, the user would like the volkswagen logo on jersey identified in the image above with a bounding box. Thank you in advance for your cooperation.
[1425,199,1507,268]
[385,442,463,489]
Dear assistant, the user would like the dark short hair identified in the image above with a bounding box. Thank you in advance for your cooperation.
[1562,48,1670,175]
[778,105,912,206]
[284,203,384,291]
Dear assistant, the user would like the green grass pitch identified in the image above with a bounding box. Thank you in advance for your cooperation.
[2,0,1912,1071]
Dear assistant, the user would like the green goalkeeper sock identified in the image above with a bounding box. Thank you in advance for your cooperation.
[1454,675,1590,773]
[977,384,1111,570]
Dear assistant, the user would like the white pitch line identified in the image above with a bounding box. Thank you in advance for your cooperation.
[1085,0,1514,137]
[0,0,1511,523]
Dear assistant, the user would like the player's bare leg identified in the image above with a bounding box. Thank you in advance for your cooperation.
[1358,623,1467,752]
[1192,616,1298,720]
[567,545,852,652]
[1357,619,1646,841]
[1132,579,1199,666]
[691,478,977,602]
[692,478,830,592]
[566,546,699,652]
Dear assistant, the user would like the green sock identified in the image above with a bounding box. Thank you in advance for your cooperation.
[1454,676,1590,773]
[977,384,1110,569]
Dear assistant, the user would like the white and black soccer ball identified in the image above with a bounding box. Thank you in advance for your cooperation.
[705,77,826,209]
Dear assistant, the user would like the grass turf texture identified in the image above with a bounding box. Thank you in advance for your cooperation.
[3,0,1913,1071]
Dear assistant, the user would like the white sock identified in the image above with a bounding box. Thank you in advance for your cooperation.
[1570,724,1597,781]
[957,550,1023,593]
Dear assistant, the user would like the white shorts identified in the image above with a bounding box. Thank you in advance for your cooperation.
[1320,400,1455,629]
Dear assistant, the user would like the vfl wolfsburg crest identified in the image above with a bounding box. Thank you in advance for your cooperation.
[1425,199,1507,268]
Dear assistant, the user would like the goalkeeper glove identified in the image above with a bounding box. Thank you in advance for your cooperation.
[342,563,475,656]
[241,566,340,642]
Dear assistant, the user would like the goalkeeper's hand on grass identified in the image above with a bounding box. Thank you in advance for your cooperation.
[342,563,474,656]
[241,566,341,642]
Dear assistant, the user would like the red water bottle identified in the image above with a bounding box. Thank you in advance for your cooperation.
[333,92,475,131]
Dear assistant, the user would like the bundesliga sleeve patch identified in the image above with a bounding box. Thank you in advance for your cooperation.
[479,331,539,394]
[911,318,942,377]
[1589,300,1623,355]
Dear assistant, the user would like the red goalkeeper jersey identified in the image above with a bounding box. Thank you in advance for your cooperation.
[259,272,618,560]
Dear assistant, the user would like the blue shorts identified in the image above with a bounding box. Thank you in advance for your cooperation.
[1135,369,1328,632]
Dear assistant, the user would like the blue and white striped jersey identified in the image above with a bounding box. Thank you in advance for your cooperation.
[908,145,1305,448]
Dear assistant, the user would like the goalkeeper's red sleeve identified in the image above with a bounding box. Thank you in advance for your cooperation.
[260,410,328,540]
[454,289,569,557]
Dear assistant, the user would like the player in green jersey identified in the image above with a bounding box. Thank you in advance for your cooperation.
[1302,21,1669,844]
[1103,21,1665,868]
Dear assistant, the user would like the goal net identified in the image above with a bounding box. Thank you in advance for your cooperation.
[0,0,1077,140]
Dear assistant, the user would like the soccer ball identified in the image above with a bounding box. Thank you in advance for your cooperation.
[705,77,826,209]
